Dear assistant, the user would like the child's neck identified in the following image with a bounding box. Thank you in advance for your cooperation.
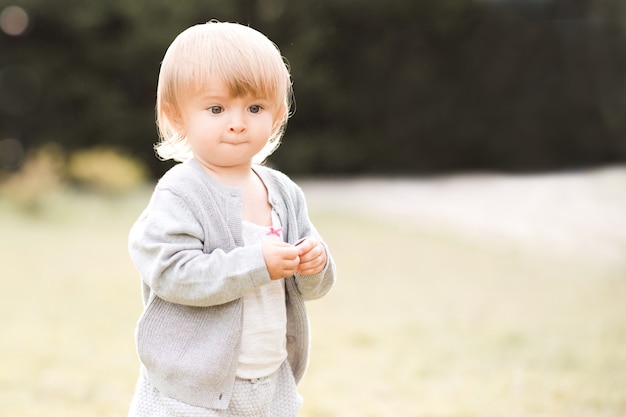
[197,160,271,225]
[199,162,255,188]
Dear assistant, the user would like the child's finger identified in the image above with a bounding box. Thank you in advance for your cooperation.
[297,259,324,275]
[294,237,318,256]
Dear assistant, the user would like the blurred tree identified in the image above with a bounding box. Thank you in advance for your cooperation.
[1,0,625,177]
[274,0,626,174]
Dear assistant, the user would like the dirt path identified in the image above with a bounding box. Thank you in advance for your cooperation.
[299,166,626,266]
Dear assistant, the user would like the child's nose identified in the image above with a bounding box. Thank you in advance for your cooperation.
[228,112,246,133]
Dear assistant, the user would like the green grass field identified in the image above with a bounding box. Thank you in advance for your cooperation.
[1,188,625,416]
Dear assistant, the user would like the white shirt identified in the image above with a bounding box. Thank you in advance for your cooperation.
[236,211,288,379]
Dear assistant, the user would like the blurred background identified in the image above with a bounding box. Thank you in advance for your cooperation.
[1,0,625,416]
[2,0,626,179]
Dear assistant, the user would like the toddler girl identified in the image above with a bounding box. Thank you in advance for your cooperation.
[126,21,336,417]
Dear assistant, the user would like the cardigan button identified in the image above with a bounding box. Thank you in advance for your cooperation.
[286,335,296,344]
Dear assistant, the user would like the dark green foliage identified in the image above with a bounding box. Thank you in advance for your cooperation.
[1,0,625,177]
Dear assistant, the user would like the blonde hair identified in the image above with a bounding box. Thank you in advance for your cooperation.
[155,21,293,163]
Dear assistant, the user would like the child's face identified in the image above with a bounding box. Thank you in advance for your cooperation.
[175,79,281,171]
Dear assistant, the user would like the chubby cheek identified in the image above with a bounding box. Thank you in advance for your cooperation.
[186,117,219,141]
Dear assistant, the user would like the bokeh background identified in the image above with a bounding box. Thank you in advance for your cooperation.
[1,1,625,416]
[3,0,626,177]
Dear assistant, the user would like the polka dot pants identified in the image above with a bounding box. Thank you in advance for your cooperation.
[127,361,302,417]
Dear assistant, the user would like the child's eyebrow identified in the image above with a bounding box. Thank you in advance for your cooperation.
[196,94,273,105]
[196,92,230,101]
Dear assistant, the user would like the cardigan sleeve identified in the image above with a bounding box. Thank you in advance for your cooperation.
[128,187,271,307]
[293,222,336,301]
[286,179,337,301]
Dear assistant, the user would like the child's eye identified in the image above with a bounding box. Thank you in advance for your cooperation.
[208,106,223,114]
[249,105,262,114]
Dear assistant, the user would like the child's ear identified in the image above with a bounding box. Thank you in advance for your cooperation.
[273,104,288,131]
[163,104,185,134]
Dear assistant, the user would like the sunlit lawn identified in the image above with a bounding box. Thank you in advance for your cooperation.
[1,187,625,416]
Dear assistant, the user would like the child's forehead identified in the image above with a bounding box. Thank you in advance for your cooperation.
[187,77,273,101]
[193,79,234,98]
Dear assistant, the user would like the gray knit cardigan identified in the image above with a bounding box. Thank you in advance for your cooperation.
[128,159,336,409]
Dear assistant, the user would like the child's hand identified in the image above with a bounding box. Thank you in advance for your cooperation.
[262,241,300,280]
[294,238,327,275]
